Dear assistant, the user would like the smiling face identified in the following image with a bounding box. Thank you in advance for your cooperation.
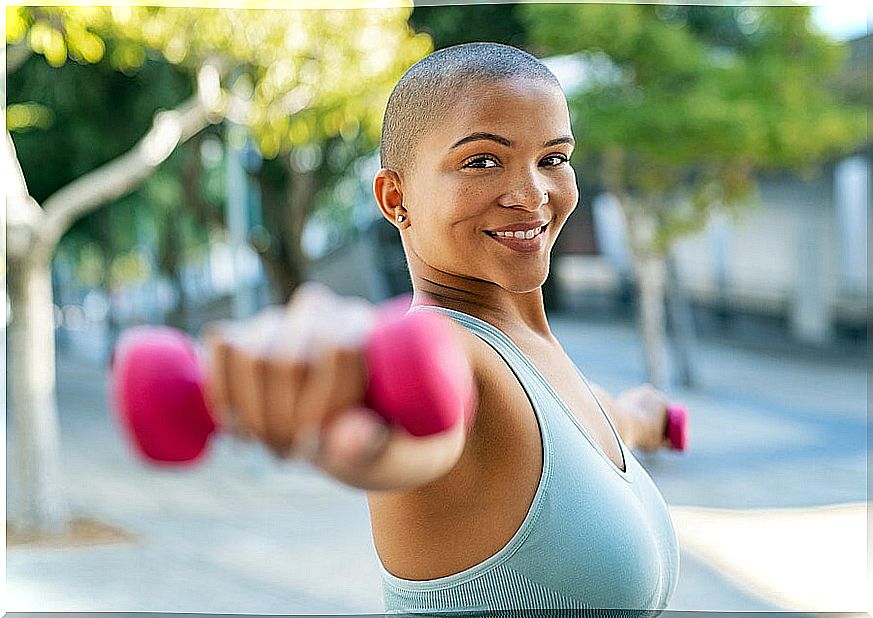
[379,76,578,297]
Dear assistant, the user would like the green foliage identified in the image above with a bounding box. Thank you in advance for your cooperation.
[8,49,193,203]
[521,4,866,250]
[410,4,527,49]
[8,6,432,292]
[8,6,431,157]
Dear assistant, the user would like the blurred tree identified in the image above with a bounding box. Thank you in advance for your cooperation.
[410,3,527,49]
[522,4,866,388]
[4,5,428,537]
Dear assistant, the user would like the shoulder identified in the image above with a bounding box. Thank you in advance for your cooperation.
[367,312,543,579]
[415,311,540,477]
[437,314,524,423]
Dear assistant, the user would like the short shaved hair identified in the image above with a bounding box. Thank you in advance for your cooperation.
[379,42,562,172]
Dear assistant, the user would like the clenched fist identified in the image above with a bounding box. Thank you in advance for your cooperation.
[615,383,672,452]
[200,283,469,491]
[203,283,386,463]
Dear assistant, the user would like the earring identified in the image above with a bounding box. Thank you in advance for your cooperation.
[397,215,406,223]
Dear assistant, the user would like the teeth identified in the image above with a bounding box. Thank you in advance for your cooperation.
[491,225,544,239]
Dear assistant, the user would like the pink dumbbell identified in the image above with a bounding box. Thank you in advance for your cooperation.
[665,404,688,451]
[110,304,476,466]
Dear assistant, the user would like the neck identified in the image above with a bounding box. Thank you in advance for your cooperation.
[409,272,553,342]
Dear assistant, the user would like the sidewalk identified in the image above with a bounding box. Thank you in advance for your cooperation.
[6,316,868,614]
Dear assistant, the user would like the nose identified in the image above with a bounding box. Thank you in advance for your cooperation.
[497,169,549,211]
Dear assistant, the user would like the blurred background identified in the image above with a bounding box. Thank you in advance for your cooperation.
[4,1,869,615]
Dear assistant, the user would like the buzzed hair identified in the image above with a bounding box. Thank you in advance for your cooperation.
[379,42,562,172]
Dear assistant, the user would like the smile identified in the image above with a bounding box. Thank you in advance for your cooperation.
[484,224,547,240]
[483,223,549,254]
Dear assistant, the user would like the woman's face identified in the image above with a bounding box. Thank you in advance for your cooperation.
[400,77,578,294]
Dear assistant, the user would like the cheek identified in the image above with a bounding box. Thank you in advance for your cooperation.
[555,175,580,219]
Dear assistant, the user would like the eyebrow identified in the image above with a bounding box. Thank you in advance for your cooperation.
[544,136,576,148]
[450,132,575,149]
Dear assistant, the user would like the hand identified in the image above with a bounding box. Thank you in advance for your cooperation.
[615,383,671,452]
[201,282,389,467]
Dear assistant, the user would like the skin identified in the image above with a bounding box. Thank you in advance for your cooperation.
[378,79,575,323]
[204,75,672,581]
[368,77,670,578]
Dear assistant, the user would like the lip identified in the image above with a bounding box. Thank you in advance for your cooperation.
[485,220,550,233]
[484,222,549,254]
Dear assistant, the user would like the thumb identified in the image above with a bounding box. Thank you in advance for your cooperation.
[321,407,391,467]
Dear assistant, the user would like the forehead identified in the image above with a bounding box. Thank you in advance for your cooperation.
[426,77,571,150]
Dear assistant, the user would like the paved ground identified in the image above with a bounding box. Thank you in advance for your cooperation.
[6,314,868,614]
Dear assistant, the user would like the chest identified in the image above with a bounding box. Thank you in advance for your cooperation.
[517,342,626,473]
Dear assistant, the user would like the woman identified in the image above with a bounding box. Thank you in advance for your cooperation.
[206,42,679,614]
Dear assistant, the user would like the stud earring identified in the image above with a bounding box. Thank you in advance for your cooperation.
[397,215,406,223]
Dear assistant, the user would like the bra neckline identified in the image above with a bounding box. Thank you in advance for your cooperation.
[412,304,632,481]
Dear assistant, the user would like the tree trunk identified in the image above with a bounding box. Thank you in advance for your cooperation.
[619,199,670,390]
[284,165,315,293]
[3,64,220,536]
[255,161,315,303]
[8,254,70,536]
[665,252,698,389]
[633,252,669,389]
[160,213,188,330]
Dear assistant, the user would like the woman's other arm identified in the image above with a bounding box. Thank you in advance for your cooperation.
[590,383,671,451]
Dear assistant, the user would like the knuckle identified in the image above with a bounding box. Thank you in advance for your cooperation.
[332,345,360,367]
[250,355,269,378]
[276,356,307,377]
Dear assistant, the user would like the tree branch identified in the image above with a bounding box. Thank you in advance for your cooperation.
[38,95,215,253]
[3,42,34,77]
[4,131,45,259]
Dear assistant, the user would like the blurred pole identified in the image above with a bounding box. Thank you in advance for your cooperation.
[240,138,267,308]
[225,123,257,321]
[225,124,268,478]
[711,211,731,327]
[791,212,832,344]
[834,155,868,295]
[666,252,698,389]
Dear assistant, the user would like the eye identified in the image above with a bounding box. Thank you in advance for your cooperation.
[541,153,569,167]
[463,155,499,169]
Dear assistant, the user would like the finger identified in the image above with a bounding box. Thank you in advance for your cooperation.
[242,307,286,352]
[226,344,267,441]
[202,333,231,423]
[261,357,307,456]
[291,281,336,308]
[332,297,377,347]
[319,407,391,468]
[291,343,365,459]
[203,331,249,439]
[643,383,670,408]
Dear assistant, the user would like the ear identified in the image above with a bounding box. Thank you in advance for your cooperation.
[373,168,408,228]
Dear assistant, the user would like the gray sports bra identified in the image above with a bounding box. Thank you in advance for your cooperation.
[379,306,679,614]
